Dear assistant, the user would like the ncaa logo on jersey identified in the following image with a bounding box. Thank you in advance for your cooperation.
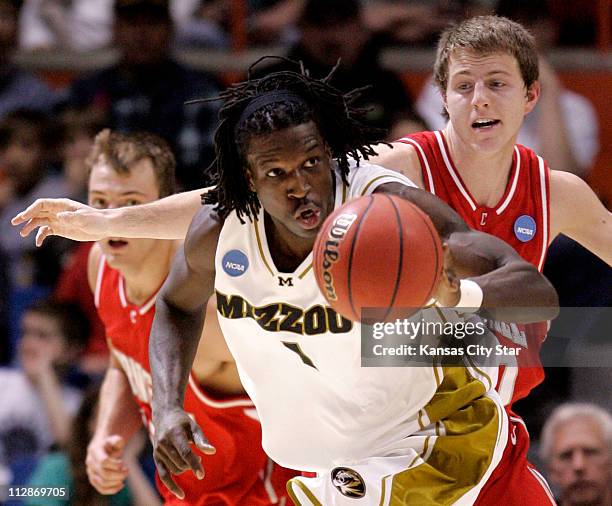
[513,215,536,242]
[331,467,366,498]
[222,250,249,277]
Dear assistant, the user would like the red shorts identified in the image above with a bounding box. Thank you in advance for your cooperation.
[159,458,297,505]
[475,410,556,505]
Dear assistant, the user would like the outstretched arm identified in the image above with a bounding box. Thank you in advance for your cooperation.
[149,205,221,499]
[375,183,559,322]
[550,170,611,266]
[11,188,208,245]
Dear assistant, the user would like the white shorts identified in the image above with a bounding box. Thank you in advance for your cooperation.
[287,392,508,506]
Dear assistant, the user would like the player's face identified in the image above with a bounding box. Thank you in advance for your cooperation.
[548,417,611,505]
[444,50,539,154]
[18,311,67,366]
[88,158,162,271]
[246,121,335,242]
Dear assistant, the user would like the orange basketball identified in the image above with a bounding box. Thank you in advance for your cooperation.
[313,193,443,322]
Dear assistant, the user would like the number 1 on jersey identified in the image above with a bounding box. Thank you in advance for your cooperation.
[282,341,318,370]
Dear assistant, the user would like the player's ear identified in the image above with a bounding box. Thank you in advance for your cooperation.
[524,81,540,114]
[245,167,256,192]
[441,242,459,289]
[324,143,332,162]
[432,243,460,306]
[441,91,448,116]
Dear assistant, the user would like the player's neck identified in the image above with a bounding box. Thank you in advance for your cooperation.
[121,240,179,306]
[265,212,313,272]
[444,125,516,208]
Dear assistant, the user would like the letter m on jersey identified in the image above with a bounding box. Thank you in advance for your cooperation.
[278,276,293,287]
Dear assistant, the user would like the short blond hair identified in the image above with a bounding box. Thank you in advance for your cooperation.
[434,15,539,96]
[86,129,176,198]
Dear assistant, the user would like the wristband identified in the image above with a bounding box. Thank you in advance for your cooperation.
[455,279,483,312]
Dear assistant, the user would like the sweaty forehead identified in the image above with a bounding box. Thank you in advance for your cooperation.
[448,50,520,76]
[246,122,324,165]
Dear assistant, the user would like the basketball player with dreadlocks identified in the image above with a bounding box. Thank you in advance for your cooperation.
[14,66,559,504]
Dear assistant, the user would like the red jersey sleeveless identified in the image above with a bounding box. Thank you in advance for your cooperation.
[398,131,551,406]
[94,256,295,505]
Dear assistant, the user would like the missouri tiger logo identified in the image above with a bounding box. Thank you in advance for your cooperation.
[331,467,366,498]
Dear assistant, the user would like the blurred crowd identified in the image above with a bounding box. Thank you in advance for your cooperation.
[14,0,608,51]
[0,0,609,504]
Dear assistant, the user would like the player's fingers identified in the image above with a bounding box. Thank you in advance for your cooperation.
[87,456,128,478]
[154,445,184,475]
[19,218,50,238]
[87,468,127,493]
[164,443,193,473]
[11,200,46,225]
[155,456,185,500]
[178,435,204,480]
[90,472,126,490]
[104,435,126,455]
[191,422,216,456]
[11,198,74,224]
[35,226,54,247]
[89,475,126,495]
[99,460,129,476]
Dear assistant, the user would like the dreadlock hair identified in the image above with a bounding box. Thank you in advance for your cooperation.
[199,59,384,222]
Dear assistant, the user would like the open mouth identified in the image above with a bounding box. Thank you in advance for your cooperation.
[471,119,501,130]
[294,205,322,230]
[107,239,129,249]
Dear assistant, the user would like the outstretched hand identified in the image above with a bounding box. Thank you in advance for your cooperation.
[11,198,110,246]
[153,408,216,499]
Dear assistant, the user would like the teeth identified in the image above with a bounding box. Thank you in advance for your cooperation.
[474,119,496,126]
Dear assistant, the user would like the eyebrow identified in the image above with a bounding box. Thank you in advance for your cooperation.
[89,190,149,196]
[252,138,321,166]
[453,69,513,78]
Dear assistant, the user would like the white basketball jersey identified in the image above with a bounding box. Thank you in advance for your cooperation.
[214,162,500,473]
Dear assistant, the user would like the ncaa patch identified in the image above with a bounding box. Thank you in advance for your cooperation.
[514,215,536,242]
[222,250,249,277]
[331,467,366,498]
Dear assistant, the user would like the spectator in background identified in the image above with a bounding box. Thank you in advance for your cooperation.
[0,110,73,306]
[26,385,161,506]
[416,2,599,178]
[540,403,612,506]
[362,0,486,47]
[173,0,231,49]
[255,0,417,137]
[548,0,598,48]
[248,0,303,45]
[0,0,60,118]
[18,0,113,52]
[495,0,599,177]
[68,0,220,190]
[57,107,108,203]
[175,0,304,48]
[0,301,88,477]
[0,249,10,364]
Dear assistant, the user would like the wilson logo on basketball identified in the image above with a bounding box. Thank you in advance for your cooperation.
[331,467,366,498]
[321,213,357,301]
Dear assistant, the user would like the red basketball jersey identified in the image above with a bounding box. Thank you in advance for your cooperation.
[94,256,295,505]
[398,131,551,405]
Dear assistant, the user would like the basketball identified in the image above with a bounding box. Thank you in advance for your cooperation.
[313,193,443,323]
